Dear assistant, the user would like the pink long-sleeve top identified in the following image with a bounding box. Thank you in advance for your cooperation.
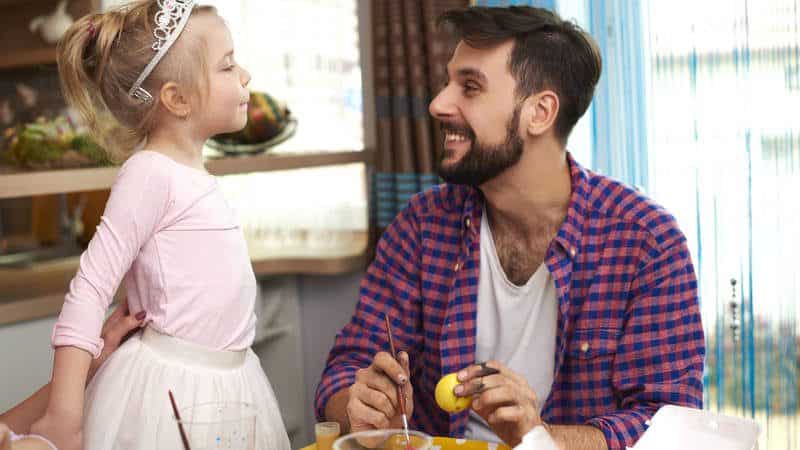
[52,150,257,358]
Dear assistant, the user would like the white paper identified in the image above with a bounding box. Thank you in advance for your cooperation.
[629,405,760,450]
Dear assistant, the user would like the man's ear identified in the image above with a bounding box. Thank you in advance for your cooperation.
[523,90,559,138]
[159,81,192,119]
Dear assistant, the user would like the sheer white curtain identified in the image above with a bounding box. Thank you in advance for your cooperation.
[644,2,799,448]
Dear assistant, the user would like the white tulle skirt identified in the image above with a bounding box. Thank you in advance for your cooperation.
[82,327,291,450]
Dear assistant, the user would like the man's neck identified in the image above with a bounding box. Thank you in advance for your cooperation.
[480,143,572,237]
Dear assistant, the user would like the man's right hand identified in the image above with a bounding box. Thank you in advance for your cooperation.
[87,298,145,383]
[346,351,413,432]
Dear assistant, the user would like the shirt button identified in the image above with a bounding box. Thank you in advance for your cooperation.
[464,217,471,228]
[454,262,461,272]
[570,247,577,257]
[580,342,590,353]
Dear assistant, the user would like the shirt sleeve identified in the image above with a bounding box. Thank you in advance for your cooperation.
[51,154,172,358]
[314,203,424,420]
[585,230,705,449]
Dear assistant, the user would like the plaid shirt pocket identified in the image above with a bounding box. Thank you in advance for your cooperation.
[554,328,621,422]
[568,328,619,360]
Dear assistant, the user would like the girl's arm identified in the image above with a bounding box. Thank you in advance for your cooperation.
[29,349,89,450]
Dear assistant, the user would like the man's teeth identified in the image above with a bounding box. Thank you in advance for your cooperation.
[445,133,469,142]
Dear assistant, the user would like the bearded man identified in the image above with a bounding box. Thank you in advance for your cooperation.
[315,6,705,450]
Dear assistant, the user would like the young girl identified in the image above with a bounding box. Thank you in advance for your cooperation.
[29,1,291,449]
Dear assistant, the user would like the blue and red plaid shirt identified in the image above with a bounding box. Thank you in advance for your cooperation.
[316,154,705,449]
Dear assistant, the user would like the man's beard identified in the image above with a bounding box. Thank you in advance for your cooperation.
[436,104,524,187]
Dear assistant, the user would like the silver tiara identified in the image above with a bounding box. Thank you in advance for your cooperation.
[128,0,196,104]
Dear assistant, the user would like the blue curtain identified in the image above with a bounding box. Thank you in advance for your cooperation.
[372,173,440,228]
[587,0,649,191]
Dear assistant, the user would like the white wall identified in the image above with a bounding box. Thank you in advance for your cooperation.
[0,317,56,411]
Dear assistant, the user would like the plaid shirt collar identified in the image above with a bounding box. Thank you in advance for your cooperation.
[458,152,588,264]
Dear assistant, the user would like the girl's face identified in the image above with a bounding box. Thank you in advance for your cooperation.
[188,13,251,137]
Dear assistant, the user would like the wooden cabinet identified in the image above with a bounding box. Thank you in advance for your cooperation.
[0,0,99,70]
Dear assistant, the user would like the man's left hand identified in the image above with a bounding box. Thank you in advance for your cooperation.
[454,361,544,447]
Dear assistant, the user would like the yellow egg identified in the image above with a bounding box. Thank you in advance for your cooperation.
[435,372,472,413]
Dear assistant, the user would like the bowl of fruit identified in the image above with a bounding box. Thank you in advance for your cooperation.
[1,116,110,169]
[206,91,297,156]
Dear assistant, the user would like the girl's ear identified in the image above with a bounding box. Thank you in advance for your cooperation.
[159,82,192,119]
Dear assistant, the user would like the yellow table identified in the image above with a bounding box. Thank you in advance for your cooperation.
[302,436,512,450]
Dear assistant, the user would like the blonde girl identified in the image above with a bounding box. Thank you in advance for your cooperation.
[29,1,291,449]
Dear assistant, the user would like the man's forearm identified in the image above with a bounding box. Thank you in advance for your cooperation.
[549,425,608,450]
[323,387,352,433]
[0,385,51,434]
[0,352,110,434]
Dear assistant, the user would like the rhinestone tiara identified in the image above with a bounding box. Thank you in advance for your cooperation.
[128,0,196,104]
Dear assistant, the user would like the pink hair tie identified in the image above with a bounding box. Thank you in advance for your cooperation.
[88,21,98,39]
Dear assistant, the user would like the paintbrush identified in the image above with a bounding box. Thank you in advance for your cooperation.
[384,315,412,450]
[168,390,192,450]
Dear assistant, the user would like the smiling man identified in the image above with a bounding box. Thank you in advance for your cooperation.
[316,6,705,450]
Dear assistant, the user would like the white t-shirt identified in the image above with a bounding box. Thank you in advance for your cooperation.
[464,211,558,443]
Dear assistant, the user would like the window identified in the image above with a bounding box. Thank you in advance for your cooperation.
[643,1,799,447]
[202,0,368,252]
[206,0,363,152]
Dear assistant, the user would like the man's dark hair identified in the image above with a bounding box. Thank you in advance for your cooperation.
[438,6,602,142]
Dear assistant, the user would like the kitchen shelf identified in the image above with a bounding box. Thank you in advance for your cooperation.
[0,149,373,199]
[0,47,58,71]
[0,231,368,325]
[0,149,374,325]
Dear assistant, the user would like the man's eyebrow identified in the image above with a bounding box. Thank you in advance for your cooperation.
[455,67,488,84]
